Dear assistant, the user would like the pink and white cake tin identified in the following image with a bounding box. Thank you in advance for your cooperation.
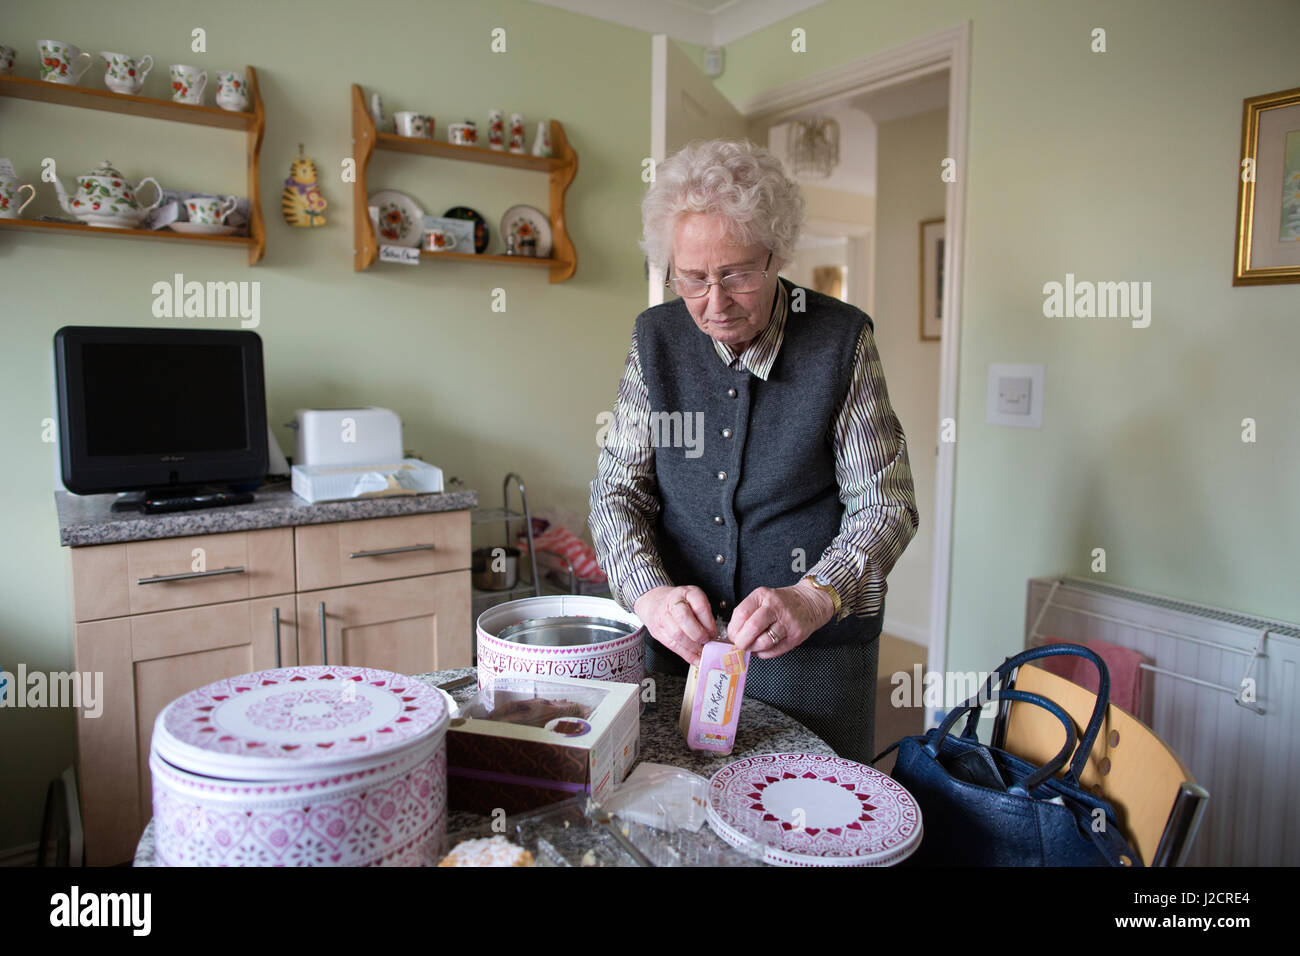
[150,665,449,867]
[476,595,645,688]
[706,753,923,867]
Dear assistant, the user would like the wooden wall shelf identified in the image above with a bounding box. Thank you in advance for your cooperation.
[351,83,577,281]
[0,68,266,264]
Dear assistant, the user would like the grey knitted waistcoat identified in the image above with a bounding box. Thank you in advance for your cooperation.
[636,277,882,647]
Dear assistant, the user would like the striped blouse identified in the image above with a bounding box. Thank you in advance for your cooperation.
[588,280,919,622]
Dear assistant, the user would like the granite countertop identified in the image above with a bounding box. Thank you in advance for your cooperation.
[133,665,834,867]
[55,481,478,547]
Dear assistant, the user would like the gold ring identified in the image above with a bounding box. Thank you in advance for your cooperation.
[674,598,690,607]
[766,627,781,647]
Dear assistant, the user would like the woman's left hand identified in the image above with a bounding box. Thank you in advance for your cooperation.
[728,581,835,659]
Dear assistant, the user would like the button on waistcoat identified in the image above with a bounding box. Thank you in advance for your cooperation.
[636,278,876,646]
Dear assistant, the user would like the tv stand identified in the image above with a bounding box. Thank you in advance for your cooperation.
[111,485,255,515]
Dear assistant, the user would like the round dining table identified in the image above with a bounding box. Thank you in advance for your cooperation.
[134,664,837,866]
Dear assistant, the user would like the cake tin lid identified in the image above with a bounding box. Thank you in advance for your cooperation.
[705,753,924,867]
[152,665,449,781]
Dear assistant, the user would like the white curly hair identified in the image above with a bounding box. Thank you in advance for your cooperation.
[640,138,805,271]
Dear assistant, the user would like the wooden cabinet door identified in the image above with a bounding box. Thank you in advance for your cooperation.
[297,571,470,675]
[74,595,298,865]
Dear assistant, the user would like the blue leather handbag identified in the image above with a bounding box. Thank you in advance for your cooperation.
[875,643,1143,866]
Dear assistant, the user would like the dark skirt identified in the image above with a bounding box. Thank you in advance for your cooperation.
[645,616,881,764]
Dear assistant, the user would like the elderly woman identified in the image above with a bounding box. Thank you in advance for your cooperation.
[589,139,918,763]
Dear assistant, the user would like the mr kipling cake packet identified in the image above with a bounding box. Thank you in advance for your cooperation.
[679,620,750,754]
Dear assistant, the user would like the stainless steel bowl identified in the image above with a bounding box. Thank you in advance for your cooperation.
[496,615,639,647]
[472,546,519,591]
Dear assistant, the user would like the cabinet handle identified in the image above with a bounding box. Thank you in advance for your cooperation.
[273,606,282,669]
[137,566,246,585]
[319,601,328,665]
[347,543,435,559]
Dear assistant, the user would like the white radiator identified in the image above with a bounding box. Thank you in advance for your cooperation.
[1025,575,1299,867]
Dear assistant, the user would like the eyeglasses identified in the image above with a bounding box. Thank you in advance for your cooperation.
[666,252,772,298]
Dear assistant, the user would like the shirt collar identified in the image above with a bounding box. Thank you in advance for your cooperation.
[710,279,788,381]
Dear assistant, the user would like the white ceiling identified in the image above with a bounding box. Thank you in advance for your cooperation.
[768,104,877,197]
[850,71,949,124]
[528,0,829,46]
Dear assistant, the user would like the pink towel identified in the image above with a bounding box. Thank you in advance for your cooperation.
[515,518,607,584]
[1039,636,1146,716]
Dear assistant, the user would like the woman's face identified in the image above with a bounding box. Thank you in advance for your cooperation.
[670,213,779,354]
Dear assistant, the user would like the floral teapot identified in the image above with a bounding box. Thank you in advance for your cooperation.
[53,160,163,228]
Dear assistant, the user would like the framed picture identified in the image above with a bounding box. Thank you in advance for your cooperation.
[919,217,945,340]
[1234,85,1300,285]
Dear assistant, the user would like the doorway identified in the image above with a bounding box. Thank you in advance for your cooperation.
[651,24,971,715]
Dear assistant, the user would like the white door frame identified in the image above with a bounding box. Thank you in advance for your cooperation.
[803,216,872,311]
[734,22,972,690]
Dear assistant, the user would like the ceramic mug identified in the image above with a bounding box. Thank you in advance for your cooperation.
[100,52,152,95]
[38,40,93,84]
[0,179,36,219]
[0,45,16,75]
[424,228,458,252]
[185,195,238,225]
[394,111,433,138]
[448,122,477,146]
[215,70,249,112]
[169,64,207,104]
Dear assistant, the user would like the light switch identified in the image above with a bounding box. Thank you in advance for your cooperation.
[986,363,1044,429]
[997,376,1031,415]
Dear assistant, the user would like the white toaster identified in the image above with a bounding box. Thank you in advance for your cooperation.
[288,407,403,467]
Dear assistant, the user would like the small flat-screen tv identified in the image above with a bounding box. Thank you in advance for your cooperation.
[54,326,268,495]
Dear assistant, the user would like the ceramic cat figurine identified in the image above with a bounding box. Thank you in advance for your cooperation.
[281,153,327,227]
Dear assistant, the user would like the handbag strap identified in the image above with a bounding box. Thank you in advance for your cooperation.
[927,688,1078,797]
[965,642,1110,786]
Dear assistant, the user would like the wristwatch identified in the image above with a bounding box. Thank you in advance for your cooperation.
[801,573,842,618]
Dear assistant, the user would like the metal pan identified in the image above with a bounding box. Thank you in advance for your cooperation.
[496,615,639,647]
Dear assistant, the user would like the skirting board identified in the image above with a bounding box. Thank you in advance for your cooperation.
[883,617,930,649]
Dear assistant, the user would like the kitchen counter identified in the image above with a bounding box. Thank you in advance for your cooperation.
[133,666,835,866]
[54,481,478,546]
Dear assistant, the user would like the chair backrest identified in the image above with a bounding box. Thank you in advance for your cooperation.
[1002,663,1207,866]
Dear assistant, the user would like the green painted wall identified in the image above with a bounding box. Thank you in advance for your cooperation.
[709,0,1300,680]
[0,0,652,853]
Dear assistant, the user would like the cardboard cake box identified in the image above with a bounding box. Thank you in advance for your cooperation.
[447,674,640,815]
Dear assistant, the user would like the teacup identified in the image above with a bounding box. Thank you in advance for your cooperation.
[215,70,249,112]
[448,122,477,146]
[185,195,238,225]
[0,45,16,76]
[424,228,458,252]
[394,111,434,138]
[38,40,93,85]
[100,52,152,95]
[169,64,206,104]
[0,179,36,219]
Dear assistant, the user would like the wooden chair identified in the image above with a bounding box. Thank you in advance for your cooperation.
[994,663,1208,866]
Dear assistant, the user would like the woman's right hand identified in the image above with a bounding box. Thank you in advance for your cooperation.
[634,584,716,665]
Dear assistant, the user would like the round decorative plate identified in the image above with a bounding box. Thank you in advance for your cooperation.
[443,205,489,253]
[369,189,426,247]
[706,753,923,867]
[153,665,450,781]
[169,221,237,236]
[499,203,552,257]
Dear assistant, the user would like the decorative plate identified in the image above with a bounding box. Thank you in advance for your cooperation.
[153,665,450,781]
[443,205,489,253]
[369,189,425,247]
[499,203,552,257]
[168,221,238,236]
[706,753,923,867]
